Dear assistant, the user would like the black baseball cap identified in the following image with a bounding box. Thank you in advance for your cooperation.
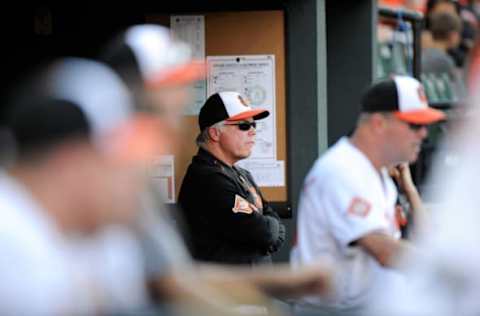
[361,75,446,124]
[198,91,270,131]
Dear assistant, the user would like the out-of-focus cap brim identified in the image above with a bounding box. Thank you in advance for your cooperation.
[394,108,446,124]
[145,60,205,89]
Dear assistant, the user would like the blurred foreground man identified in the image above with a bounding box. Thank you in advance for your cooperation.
[368,43,480,316]
[0,58,159,315]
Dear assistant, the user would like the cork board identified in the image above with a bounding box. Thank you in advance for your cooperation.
[147,10,287,202]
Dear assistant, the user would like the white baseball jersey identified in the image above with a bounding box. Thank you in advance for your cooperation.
[291,137,403,310]
[0,172,150,315]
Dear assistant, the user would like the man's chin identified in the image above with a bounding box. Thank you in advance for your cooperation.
[408,153,419,163]
[238,152,252,160]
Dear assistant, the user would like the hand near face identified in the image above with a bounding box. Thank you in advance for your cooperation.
[389,163,415,193]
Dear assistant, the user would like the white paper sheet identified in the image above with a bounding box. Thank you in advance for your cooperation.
[236,160,285,187]
[170,15,206,115]
[207,55,277,160]
[150,155,175,203]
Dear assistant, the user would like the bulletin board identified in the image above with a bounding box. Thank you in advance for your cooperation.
[146,10,287,202]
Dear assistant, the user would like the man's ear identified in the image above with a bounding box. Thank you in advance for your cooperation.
[370,113,394,136]
[208,126,222,142]
[370,113,387,130]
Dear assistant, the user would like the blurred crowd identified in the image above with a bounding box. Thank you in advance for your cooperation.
[378,0,480,103]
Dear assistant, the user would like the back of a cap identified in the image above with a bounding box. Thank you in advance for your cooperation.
[101,24,205,92]
[6,58,135,158]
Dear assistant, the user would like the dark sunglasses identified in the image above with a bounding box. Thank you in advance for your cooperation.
[225,121,257,131]
[407,123,427,131]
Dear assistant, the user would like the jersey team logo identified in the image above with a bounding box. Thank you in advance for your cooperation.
[232,194,256,214]
[347,197,371,218]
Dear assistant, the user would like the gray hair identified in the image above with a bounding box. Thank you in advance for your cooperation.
[196,121,225,147]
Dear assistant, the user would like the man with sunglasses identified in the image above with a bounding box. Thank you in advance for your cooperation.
[290,76,446,315]
[178,91,286,266]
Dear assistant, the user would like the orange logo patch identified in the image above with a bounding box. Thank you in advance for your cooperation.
[347,197,371,218]
[417,86,428,104]
[232,194,254,214]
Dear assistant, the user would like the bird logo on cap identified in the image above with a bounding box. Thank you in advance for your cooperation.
[238,95,250,107]
[417,86,428,105]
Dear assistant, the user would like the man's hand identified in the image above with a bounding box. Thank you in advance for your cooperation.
[389,163,416,193]
[389,162,427,238]
[282,263,333,298]
[197,262,333,300]
[248,263,333,299]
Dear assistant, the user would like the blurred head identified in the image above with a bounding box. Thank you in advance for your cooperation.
[101,24,205,152]
[427,0,459,15]
[6,58,161,232]
[196,92,269,165]
[429,11,462,48]
[358,76,446,165]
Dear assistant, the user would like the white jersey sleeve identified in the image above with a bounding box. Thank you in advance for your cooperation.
[323,174,392,249]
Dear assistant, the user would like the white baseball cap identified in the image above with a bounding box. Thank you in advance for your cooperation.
[361,75,446,124]
[7,58,162,163]
[102,24,205,90]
